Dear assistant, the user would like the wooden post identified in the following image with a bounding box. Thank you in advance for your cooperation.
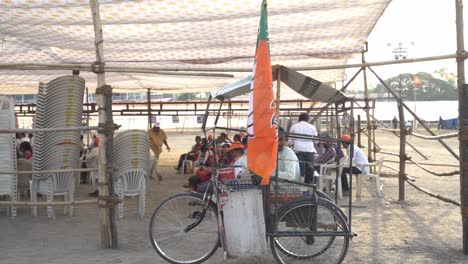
[397,100,406,201]
[147,89,152,130]
[330,108,335,137]
[357,115,361,147]
[89,0,117,249]
[86,87,90,146]
[372,105,377,164]
[362,49,372,162]
[455,0,468,254]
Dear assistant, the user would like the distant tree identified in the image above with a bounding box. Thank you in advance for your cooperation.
[372,72,457,101]
[176,93,195,101]
[177,92,209,101]
[434,67,456,87]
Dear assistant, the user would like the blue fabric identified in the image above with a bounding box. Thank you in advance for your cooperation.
[441,118,458,130]
[296,151,314,178]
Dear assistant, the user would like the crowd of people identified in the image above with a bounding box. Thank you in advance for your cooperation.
[153,112,370,197]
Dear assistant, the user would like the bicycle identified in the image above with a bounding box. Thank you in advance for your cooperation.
[149,164,352,264]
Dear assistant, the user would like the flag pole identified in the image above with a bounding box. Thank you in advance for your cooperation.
[276,67,281,120]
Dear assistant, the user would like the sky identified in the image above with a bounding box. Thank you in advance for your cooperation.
[345,0,459,91]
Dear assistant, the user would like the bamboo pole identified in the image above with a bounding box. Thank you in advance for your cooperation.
[372,103,377,163]
[378,151,400,157]
[368,66,460,161]
[0,126,98,134]
[385,160,459,168]
[361,130,382,152]
[362,50,373,164]
[406,179,461,206]
[86,87,91,146]
[147,88,152,130]
[0,53,462,72]
[408,131,457,140]
[0,168,97,175]
[89,0,117,249]
[0,200,98,207]
[398,100,406,201]
[455,0,468,254]
[357,115,361,147]
[276,67,281,121]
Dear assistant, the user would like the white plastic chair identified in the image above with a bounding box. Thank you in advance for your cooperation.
[318,157,346,199]
[0,174,17,218]
[0,97,17,218]
[355,157,385,197]
[31,172,75,218]
[114,169,146,219]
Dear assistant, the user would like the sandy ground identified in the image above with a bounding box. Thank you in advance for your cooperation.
[1,129,467,264]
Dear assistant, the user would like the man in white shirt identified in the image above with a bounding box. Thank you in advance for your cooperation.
[272,134,301,182]
[288,113,318,183]
[340,134,369,194]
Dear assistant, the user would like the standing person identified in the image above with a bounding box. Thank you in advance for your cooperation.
[392,116,398,129]
[288,113,317,183]
[148,122,170,181]
[340,134,369,196]
[405,120,413,135]
[89,134,99,150]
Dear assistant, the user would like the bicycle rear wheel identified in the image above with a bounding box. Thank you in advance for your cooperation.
[270,198,350,264]
[149,192,220,264]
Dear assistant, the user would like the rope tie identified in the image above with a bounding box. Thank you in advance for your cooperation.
[98,122,120,137]
[461,206,468,217]
[98,195,121,208]
[95,84,112,95]
[91,62,105,74]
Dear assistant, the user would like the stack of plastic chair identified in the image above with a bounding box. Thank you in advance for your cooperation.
[113,130,150,219]
[31,76,84,218]
[0,96,17,218]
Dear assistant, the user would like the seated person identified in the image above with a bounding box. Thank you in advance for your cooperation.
[219,142,234,165]
[183,145,216,190]
[314,140,337,171]
[220,132,230,142]
[241,135,248,150]
[175,136,202,172]
[229,134,244,150]
[271,134,300,183]
[229,146,248,177]
[189,146,247,193]
[340,134,369,195]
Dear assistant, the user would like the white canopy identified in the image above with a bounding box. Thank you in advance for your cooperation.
[211,65,348,103]
[0,0,391,94]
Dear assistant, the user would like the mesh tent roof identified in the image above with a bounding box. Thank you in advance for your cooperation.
[0,0,391,95]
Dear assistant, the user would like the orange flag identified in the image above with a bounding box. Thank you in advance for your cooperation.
[413,75,422,86]
[247,0,278,185]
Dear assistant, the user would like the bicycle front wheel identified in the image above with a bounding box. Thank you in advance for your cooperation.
[270,198,350,264]
[149,192,220,264]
